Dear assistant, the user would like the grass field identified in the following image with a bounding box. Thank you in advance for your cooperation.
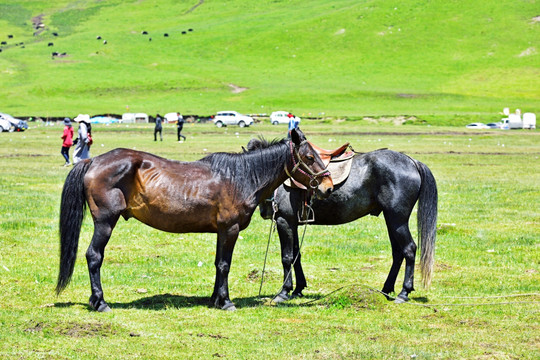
[0,121,538,359]
[1,0,539,118]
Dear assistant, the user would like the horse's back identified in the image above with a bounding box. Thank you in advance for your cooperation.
[274,149,422,225]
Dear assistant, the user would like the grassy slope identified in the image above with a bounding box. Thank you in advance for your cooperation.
[0,0,538,118]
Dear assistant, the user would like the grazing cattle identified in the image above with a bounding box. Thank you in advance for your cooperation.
[182,31,186,34]
[164,33,169,37]
[189,28,193,31]
[52,52,59,57]
[142,31,148,35]
[8,35,13,38]
[96,36,102,40]
[53,32,58,36]
[149,38,152,41]
[48,42,54,46]
[1,41,6,45]
[103,40,107,44]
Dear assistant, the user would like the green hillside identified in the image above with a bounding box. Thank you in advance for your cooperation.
[0,0,538,118]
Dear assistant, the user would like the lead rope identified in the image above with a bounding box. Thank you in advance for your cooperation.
[258,198,278,297]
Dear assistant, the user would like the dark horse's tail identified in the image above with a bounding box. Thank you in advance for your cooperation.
[56,160,92,295]
[415,161,438,288]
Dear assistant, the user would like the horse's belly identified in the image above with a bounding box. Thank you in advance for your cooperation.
[125,197,219,233]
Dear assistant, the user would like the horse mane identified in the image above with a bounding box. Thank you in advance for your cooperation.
[246,136,283,151]
[200,137,289,199]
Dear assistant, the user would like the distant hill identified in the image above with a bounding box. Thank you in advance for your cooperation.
[0,0,538,119]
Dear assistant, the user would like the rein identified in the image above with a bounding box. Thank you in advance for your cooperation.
[284,140,331,189]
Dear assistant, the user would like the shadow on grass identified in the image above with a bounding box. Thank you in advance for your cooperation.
[54,291,419,311]
[54,293,268,311]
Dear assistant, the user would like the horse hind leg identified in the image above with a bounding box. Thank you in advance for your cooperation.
[211,225,239,310]
[86,189,125,312]
[87,218,118,312]
[383,215,417,303]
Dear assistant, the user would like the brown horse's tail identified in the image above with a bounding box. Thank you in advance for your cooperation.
[56,160,92,295]
[416,161,438,288]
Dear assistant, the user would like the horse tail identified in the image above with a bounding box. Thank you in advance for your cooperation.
[56,160,92,295]
[415,161,438,289]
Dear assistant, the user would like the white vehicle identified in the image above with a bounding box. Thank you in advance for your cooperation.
[522,113,536,129]
[212,111,253,128]
[270,111,301,125]
[0,112,28,132]
[0,117,12,132]
[121,113,148,123]
[164,112,181,123]
[465,122,489,129]
[501,114,522,129]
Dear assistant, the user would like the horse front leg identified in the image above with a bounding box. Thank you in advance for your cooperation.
[274,216,307,302]
[86,220,116,312]
[211,225,239,310]
[273,217,295,302]
[291,234,307,299]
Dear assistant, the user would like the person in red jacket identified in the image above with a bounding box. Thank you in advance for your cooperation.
[61,117,74,166]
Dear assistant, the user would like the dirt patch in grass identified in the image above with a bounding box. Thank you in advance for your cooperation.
[24,321,45,333]
[54,321,117,337]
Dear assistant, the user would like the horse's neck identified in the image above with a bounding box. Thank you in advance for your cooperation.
[250,145,291,204]
[256,171,289,204]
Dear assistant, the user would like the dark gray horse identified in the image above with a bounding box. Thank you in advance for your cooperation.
[255,143,438,303]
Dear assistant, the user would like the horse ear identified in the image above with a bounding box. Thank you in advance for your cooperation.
[290,127,306,146]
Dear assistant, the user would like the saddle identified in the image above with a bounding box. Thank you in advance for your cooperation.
[284,141,355,189]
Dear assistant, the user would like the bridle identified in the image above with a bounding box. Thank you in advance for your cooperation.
[284,140,331,189]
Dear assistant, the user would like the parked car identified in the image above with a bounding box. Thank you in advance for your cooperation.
[486,122,502,129]
[0,113,28,132]
[0,117,11,132]
[212,111,254,128]
[465,122,489,129]
[270,111,301,125]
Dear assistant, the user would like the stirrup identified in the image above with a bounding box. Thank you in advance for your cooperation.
[298,202,315,224]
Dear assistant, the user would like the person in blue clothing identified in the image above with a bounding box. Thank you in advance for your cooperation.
[287,112,299,136]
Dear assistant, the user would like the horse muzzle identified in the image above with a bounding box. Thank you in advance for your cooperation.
[315,177,333,199]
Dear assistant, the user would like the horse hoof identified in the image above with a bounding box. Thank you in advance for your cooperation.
[290,292,304,299]
[222,303,236,311]
[97,304,112,312]
[272,293,289,304]
[394,296,408,304]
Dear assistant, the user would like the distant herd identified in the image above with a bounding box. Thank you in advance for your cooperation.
[0,28,194,56]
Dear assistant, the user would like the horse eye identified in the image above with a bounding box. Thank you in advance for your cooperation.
[306,155,314,162]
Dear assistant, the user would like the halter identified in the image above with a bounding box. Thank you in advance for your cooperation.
[284,140,331,189]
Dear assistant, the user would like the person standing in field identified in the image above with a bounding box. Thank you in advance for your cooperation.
[287,112,299,136]
[60,117,74,166]
[154,114,163,141]
[177,112,186,142]
[73,114,92,164]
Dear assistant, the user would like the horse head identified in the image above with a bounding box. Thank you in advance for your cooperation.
[288,128,334,198]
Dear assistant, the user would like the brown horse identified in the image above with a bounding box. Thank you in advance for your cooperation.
[56,128,333,311]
